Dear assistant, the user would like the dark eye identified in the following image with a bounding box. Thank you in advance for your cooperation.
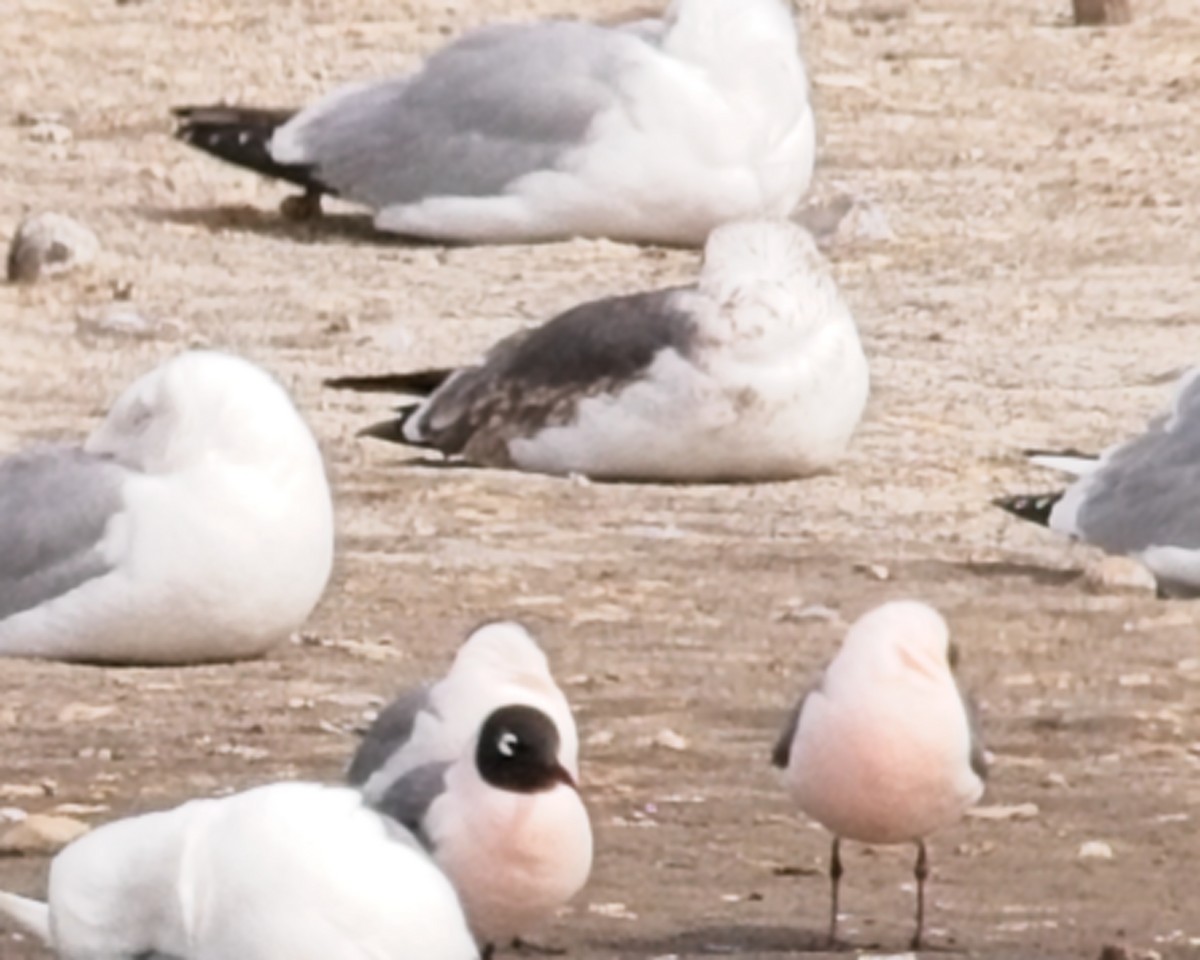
[497,731,519,757]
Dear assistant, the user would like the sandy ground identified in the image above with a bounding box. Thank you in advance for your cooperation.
[3,0,1200,957]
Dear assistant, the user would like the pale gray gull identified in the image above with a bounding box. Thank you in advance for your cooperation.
[172,0,814,245]
[772,600,987,950]
[994,367,1200,598]
[0,350,334,664]
[327,219,869,482]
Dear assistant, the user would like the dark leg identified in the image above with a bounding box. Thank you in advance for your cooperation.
[482,944,496,960]
[911,840,929,951]
[280,188,324,221]
[827,836,843,947]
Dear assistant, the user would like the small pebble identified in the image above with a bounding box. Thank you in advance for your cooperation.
[7,211,100,283]
[651,729,688,751]
[1079,840,1114,860]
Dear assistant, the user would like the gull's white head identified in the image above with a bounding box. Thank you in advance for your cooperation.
[837,600,954,684]
[84,351,325,477]
[453,620,551,677]
[697,219,850,335]
[664,0,801,65]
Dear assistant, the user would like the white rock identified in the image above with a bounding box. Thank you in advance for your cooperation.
[651,729,688,751]
[1079,840,1114,860]
[7,211,99,283]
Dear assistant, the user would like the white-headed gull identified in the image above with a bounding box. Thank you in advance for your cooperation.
[172,0,813,246]
[328,220,869,482]
[0,350,334,664]
[772,600,987,949]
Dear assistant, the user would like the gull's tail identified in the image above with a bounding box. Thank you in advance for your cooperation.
[1023,448,1098,477]
[992,491,1064,528]
[172,105,333,195]
[357,406,428,447]
[0,890,52,944]
[325,370,457,397]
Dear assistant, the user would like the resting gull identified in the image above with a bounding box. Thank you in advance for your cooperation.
[349,622,589,954]
[0,350,334,664]
[994,368,1200,598]
[172,0,813,245]
[327,219,870,482]
[772,600,987,950]
[0,781,478,960]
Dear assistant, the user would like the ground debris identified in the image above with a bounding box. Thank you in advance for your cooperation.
[1073,0,1132,25]
[966,802,1039,821]
[1084,556,1155,594]
[7,211,99,283]
[0,814,90,856]
[1078,840,1114,860]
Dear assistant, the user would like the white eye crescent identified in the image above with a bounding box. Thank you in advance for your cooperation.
[498,731,519,757]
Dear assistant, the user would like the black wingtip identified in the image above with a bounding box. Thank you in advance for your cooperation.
[992,491,1064,527]
[172,103,332,196]
[356,405,424,446]
[1020,447,1095,460]
[326,369,457,397]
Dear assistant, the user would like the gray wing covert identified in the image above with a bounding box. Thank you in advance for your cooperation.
[0,448,126,620]
[347,684,435,786]
[287,20,641,208]
[373,762,450,842]
[1075,377,1200,555]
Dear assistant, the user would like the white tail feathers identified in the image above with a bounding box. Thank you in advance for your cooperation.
[0,890,52,944]
[1026,452,1098,477]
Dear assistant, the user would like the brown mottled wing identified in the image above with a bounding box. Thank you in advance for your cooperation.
[406,286,697,462]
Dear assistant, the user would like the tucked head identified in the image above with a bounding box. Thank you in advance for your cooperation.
[839,600,954,681]
[475,705,575,794]
[697,220,843,320]
[83,350,321,475]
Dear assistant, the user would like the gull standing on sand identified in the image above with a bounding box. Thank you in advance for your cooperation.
[328,220,869,482]
[772,600,987,950]
[0,351,334,664]
[172,0,813,245]
[995,367,1200,598]
[0,782,478,960]
[349,622,590,955]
